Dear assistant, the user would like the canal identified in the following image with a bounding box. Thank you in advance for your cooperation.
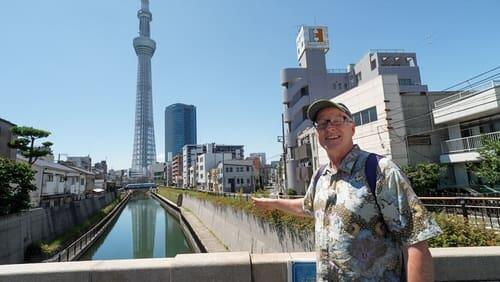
[78,192,193,260]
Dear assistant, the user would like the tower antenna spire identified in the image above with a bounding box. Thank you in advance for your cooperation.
[131,0,156,178]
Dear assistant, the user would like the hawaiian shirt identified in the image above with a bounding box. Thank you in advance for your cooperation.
[303,145,442,281]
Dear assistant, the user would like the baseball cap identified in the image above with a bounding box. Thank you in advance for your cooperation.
[307,99,353,122]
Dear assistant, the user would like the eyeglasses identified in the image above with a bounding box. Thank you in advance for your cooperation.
[314,116,352,130]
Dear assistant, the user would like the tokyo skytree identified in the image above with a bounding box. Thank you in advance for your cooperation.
[131,0,156,176]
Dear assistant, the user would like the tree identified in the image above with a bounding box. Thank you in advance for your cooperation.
[402,163,442,196]
[8,126,53,165]
[0,158,37,215]
[469,137,500,186]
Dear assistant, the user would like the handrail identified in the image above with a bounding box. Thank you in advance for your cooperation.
[442,131,500,153]
[434,80,500,108]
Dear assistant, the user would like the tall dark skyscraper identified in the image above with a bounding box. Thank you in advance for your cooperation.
[131,0,156,176]
[165,104,197,160]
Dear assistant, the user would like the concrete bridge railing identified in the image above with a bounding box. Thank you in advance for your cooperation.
[1,248,500,282]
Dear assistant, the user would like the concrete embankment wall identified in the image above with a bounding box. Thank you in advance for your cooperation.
[151,193,204,253]
[0,192,116,264]
[1,248,500,282]
[182,195,314,253]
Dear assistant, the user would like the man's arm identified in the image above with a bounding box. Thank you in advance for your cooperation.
[405,240,434,282]
[251,197,307,217]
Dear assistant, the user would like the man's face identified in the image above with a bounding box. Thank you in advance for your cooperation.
[315,107,355,155]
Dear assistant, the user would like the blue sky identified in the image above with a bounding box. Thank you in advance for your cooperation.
[1,0,499,170]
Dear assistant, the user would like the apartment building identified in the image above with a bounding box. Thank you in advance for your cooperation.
[281,25,431,191]
[432,80,500,185]
[171,154,183,187]
[182,143,244,188]
[217,159,255,193]
[196,152,232,190]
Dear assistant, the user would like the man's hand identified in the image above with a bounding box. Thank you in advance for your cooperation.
[251,197,307,217]
[405,240,434,282]
[251,197,277,211]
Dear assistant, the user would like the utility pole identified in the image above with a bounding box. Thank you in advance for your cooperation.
[278,113,287,192]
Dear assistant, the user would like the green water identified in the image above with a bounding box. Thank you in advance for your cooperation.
[78,193,193,260]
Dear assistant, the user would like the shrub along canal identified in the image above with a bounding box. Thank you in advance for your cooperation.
[78,192,193,260]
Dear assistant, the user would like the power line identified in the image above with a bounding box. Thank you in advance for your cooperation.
[442,66,500,91]
[353,96,500,140]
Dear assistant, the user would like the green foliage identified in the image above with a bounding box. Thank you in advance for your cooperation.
[8,126,53,165]
[157,187,314,233]
[0,158,37,215]
[469,137,500,186]
[402,163,442,195]
[429,213,500,247]
[286,188,297,196]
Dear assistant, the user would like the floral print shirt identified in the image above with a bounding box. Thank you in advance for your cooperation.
[303,145,442,281]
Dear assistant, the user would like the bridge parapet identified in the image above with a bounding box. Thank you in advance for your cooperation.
[1,248,500,282]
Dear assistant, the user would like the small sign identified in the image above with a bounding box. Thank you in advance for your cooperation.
[288,259,316,282]
[296,26,330,60]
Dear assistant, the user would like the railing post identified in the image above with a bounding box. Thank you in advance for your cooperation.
[460,199,469,222]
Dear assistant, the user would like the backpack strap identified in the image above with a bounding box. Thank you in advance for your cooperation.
[365,153,382,195]
[312,164,328,195]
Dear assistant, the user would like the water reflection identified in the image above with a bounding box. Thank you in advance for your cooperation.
[78,192,193,260]
[131,193,157,258]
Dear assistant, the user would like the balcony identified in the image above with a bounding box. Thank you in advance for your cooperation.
[440,131,500,163]
[442,131,500,154]
[282,78,306,105]
[433,80,500,125]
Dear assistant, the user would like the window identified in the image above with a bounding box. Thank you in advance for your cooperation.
[356,72,362,82]
[48,174,54,182]
[236,178,240,184]
[300,86,309,97]
[302,105,309,120]
[344,83,348,89]
[361,110,369,124]
[398,79,412,86]
[352,106,378,126]
[80,178,84,185]
[226,167,230,172]
[368,107,378,122]
[332,83,337,89]
[370,59,377,70]
[247,167,249,172]
[406,57,415,67]
[407,135,431,145]
[247,179,250,184]
[353,113,361,126]
[59,175,65,182]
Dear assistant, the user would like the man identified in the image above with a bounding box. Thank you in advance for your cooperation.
[252,100,442,281]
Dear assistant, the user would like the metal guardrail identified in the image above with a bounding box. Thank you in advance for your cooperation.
[434,80,500,109]
[441,131,500,153]
[420,197,500,230]
[45,191,131,262]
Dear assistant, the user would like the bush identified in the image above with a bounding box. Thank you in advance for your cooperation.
[428,213,500,247]
[286,189,297,196]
